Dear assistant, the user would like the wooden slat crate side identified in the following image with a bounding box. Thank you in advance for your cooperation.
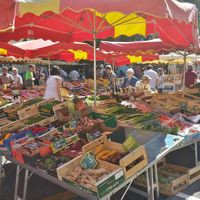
[120,145,148,179]
[4,103,23,114]
[17,104,39,120]
[158,163,189,196]
[188,165,200,185]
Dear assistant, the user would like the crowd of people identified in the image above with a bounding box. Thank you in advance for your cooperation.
[0,62,198,102]
[99,63,198,97]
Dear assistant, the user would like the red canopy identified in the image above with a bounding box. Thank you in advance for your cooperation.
[0,41,25,58]
[0,0,16,32]
[0,0,198,49]
[100,39,174,54]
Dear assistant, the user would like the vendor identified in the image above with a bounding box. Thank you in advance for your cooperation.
[44,65,62,101]
[135,75,153,96]
[12,67,23,89]
[0,67,14,86]
[122,68,138,88]
[104,65,116,91]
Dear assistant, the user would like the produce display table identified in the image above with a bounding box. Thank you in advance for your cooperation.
[0,89,200,200]
[0,133,183,200]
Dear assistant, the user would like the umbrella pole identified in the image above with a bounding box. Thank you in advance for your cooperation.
[182,51,187,91]
[93,33,97,105]
[48,55,51,76]
[93,11,97,105]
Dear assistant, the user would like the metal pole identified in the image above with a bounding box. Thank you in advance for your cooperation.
[195,142,198,166]
[154,163,159,198]
[0,156,2,190]
[14,165,21,200]
[182,51,187,91]
[23,169,29,200]
[48,55,51,76]
[93,11,97,105]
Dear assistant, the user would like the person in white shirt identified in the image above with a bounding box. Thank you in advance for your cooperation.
[69,69,80,81]
[12,67,23,89]
[44,65,62,101]
[144,65,159,90]
[157,68,165,93]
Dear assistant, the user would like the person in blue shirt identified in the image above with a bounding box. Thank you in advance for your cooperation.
[122,68,138,88]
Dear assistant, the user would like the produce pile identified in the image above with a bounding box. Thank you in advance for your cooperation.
[22,97,43,108]
[93,145,125,165]
[34,154,71,176]
[24,115,46,125]
[38,100,61,115]
[64,165,110,191]
[158,166,184,184]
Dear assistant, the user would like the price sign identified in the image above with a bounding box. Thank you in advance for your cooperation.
[80,153,98,169]
[51,137,67,153]
[123,135,137,152]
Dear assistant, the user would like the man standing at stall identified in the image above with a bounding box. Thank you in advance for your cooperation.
[12,67,23,89]
[25,65,35,88]
[184,64,197,88]
[144,65,158,91]
[0,67,14,86]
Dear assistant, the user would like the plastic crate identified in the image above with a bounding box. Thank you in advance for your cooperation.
[89,112,117,128]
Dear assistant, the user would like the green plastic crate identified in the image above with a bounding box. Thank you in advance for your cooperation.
[89,112,117,128]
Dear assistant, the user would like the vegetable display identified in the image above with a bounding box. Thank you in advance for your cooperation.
[24,116,46,125]
[93,145,125,165]
[65,165,110,191]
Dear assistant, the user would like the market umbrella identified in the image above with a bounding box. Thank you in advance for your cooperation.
[4,0,198,102]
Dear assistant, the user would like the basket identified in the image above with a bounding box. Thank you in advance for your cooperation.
[89,112,117,128]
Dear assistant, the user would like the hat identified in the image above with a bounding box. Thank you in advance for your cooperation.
[142,75,152,81]
[105,65,112,70]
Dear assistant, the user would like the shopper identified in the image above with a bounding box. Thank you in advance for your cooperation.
[25,65,35,88]
[144,65,159,90]
[135,75,152,96]
[44,65,62,101]
[12,67,23,89]
[157,68,165,93]
[34,66,41,86]
[0,67,14,88]
[60,69,68,81]
[122,68,138,88]
[104,65,116,90]
[184,64,197,88]
[69,69,80,81]
[39,73,46,86]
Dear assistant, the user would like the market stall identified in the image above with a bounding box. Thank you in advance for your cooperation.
[0,1,200,200]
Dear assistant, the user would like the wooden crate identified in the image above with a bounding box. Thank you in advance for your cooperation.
[82,135,148,179]
[0,119,26,133]
[4,103,23,114]
[0,118,12,127]
[158,163,188,196]
[17,104,39,120]
[188,165,200,185]
[32,115,57,127]
[57,155,124,199]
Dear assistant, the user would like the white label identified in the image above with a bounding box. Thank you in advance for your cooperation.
[115,170,124,180]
